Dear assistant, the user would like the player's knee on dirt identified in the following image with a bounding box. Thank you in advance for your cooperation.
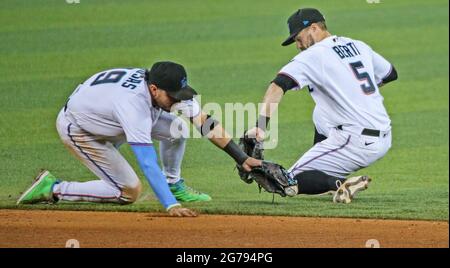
[294,170,345,195]
[119,180,142,204]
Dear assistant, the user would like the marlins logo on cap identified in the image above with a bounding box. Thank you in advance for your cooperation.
[147,61,197,101]
[282,8,325,46]
[181,77,188,88]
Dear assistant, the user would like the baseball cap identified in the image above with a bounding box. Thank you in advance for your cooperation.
[146,61,197,101]
[281,8,325,46]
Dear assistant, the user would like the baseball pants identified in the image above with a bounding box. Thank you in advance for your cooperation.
[53,109,188,204]
[288,126,392,179]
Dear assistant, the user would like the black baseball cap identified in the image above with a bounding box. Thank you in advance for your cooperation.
[281,8,325,46]
[146,61,197,101]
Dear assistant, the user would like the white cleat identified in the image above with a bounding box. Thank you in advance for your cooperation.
[333,175,371,204]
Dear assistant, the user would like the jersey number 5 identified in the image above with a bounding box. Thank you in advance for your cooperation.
[350,61,376,95]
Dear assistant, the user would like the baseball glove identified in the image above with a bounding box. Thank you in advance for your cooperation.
[237,132,264,184]
[249,161,298,197]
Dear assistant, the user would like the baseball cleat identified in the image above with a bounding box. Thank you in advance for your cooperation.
[169,179,211,202]
[17,170,58,205]
[333,175,371,204]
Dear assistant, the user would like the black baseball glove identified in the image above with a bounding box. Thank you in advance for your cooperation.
[237,132,264,184]
[249,161,298,197]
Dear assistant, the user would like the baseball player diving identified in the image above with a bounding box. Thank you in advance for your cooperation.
[242,8,398,203]
[17,61,262,216]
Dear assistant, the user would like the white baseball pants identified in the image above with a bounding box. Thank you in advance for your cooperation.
[288,126,392,179]
[53,109,188,203]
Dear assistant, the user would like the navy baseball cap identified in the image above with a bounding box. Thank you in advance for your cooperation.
[146,61,197,101]
[282,8,325,46]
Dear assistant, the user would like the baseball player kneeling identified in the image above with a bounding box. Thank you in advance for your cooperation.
[245,8,398,204]
[17,61,261,216]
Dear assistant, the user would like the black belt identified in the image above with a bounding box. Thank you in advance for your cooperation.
[337,125,380,137]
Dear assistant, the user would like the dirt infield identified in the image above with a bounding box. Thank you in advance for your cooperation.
[0,209,447,248]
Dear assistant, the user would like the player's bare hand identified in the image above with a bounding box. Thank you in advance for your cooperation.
[246,127,265,142]
[242,157,262,172]
[168,206,198,217]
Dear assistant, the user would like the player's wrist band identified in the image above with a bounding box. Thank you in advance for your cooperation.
[256,115,270,132]
[223,140,249,165]
[200,114,219,136]
[190,114,219,137]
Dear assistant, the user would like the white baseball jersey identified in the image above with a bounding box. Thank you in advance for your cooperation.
[279,35,393,132]
[65,68,200,145]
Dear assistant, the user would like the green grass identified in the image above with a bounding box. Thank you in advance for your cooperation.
[0,0,448,221]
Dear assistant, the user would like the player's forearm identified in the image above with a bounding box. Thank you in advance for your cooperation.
[259,83,284,118]
[191,112,248,164]
[202,120,249,164]
[191,112,229,145]
[255,83,284,130]
[204,124,232,150]
[196,112,235,149]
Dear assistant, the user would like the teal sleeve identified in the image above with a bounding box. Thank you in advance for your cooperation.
[130,144,178,209]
